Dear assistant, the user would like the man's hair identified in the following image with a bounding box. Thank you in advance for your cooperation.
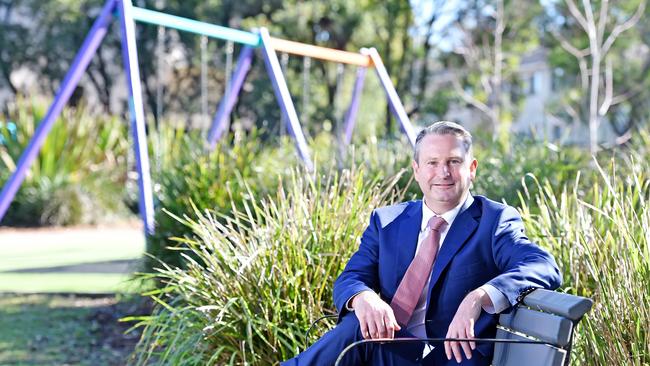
[413,121,473,162]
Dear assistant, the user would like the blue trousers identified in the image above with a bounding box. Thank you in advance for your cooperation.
[282,313,490,366]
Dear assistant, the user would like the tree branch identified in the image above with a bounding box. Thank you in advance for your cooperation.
[452,77,492,120]
[601,0,646,55]
[551,29,590,59]
[596,0,609,46]
[598,55,613,115]
[566,0,590,33]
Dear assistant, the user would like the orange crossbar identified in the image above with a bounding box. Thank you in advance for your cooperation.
[269,37,373,67]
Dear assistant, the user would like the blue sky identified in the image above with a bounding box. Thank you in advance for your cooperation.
[409,0,463,52]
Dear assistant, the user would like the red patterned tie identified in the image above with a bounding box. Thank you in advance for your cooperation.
[390,216,447,326]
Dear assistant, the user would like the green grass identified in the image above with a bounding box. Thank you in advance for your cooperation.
[0,273,138,293]
[131,168,407,365]
[0,293,146,366]
[0,230,145,272]
[0,226,146,293]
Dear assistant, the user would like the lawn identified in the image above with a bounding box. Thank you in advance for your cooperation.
[0,224,150,365]
[0,224,145,293]
[0,293,150,366]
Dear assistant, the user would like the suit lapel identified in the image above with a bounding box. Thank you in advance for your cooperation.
[393,200,422,290]
[426,198,481,302]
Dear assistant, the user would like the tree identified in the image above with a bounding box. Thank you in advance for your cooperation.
[547,0,646,153]
[439,0,544,144]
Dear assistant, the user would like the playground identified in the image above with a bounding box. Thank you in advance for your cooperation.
[1,0,649,365]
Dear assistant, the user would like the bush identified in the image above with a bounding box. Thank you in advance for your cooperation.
[147,126,297,269]
[472,134,592,206]
[146,128,417,271]
[130,168,407,365]
[0,98,131,226]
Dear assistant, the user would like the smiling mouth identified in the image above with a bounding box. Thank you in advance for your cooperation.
[432,183,454,188]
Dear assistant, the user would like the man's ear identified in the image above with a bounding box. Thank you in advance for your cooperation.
[412,159,419,174]
[469,158,478,181]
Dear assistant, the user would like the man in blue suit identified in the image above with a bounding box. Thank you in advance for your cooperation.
[283,121,562,365]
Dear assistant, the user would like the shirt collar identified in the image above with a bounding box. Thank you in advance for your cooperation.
[421,193,474,232]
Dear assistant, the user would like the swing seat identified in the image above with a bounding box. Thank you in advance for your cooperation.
[306,289,593,366]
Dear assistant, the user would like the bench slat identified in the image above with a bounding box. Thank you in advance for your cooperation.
[492,329,567,366]
[499,307,574,346]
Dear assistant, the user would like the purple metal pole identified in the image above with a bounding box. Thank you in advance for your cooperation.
[367,47,417,146]
[0,0,117,223]
[257,28,314,171]
[342,61,368,145]
[118,0,155,235]
[207,45,254,149]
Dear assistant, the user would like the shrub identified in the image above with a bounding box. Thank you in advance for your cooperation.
[472,134,592,206]
[130,167,407,365]
[146,128,417,271]
[0,98,131,226]
[147,126,297,269]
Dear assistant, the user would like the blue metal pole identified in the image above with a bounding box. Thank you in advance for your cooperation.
[342,52,368,145]
[0,0,117,224]
[118,0,155,235]
[258,28,313,171]
[367,48,417,146]
[207,45,254,149]
[131,6,260,46]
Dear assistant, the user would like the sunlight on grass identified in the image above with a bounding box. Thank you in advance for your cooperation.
[0,227,145,272]
[0,273,140,293]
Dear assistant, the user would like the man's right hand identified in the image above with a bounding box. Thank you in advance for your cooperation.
[351,291,401,339]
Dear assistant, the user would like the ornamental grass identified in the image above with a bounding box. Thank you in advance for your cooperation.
[0,98,130,226]
[519,156,649,365]
[129,168,406,365]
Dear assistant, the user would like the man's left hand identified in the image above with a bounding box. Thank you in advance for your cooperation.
[444,288,491,363]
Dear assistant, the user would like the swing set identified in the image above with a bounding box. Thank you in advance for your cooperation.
[0,0,417,236]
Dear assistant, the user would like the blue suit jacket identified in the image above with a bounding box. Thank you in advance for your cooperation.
[333,195,562,359]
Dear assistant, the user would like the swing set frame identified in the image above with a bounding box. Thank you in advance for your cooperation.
[0,0,417,236]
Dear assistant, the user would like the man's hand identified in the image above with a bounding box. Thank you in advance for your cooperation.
[444,288,491,363]
[351,291,401,340]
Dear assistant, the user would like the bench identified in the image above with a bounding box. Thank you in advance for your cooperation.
[307,289,593,366]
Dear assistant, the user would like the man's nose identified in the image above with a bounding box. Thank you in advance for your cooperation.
[437,164,451,176]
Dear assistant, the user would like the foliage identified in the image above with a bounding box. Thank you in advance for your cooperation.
[519,155,649,365]
[147,125,296,268]
[133,121,650,364]
[471,132,592,205]
[130,168,406,365]
[0,98,131,226]
[434,0,545,142]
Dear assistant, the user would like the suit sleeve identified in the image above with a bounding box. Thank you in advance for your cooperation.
[487,205,563,307]
[333,209,381,318]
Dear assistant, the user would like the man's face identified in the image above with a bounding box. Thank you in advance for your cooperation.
[412,133,477,214]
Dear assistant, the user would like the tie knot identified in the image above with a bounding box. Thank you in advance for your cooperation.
[428,216,447,232]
